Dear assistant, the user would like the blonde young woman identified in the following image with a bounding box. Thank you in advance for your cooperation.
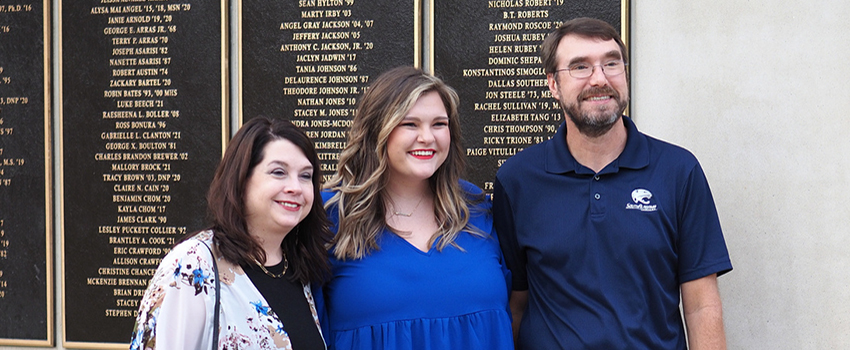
[321,67,513,349]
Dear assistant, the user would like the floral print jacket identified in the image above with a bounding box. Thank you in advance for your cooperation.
[130,231,324,350]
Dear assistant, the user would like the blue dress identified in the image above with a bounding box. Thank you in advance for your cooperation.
[321,182,514,350]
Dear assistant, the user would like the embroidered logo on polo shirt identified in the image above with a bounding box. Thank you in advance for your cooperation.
[626,188,657,212]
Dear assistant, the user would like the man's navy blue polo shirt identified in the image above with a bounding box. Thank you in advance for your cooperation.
[493,116,732,350]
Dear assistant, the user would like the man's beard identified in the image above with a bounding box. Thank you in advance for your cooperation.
[561,86,628,138]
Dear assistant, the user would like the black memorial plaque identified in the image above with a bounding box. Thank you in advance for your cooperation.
[0,1,52,346]
[61,0,226,347]
[433,0,628,192]
[241,0,419,180]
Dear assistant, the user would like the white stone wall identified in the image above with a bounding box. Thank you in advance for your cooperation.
[631,1,850,349]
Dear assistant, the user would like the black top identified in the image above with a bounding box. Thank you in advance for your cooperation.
[244,260,325,350]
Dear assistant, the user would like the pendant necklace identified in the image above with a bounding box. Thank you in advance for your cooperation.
[392,196,424,217]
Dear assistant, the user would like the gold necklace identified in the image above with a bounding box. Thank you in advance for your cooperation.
[392,196,424,217]
[253,252,288,279]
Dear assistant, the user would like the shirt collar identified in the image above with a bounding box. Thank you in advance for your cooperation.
[545,116,650,175]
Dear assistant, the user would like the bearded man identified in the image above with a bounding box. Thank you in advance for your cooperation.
[493,17,733,350]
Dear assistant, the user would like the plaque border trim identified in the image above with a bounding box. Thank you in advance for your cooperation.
[220,0,230,157]
[622,0,630,116]
[415,0,422,69]
[236,0,423,126]
[57,0,229,348]
[0,0,55,346]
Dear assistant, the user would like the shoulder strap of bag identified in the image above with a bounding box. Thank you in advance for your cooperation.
[201,240,220,350]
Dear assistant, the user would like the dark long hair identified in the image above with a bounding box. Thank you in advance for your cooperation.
[205,116,332,284]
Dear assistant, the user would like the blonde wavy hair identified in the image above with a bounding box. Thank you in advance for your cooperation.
[324,66,482,260]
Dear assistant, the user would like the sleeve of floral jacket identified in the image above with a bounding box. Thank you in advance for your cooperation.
[130,234,217,350]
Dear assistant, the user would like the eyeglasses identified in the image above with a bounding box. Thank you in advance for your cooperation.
[555,61,628,79]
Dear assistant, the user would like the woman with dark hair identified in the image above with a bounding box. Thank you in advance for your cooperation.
[131,117,332,350]
[322,66,514,349]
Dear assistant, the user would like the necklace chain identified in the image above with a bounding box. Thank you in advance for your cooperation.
[392,196,424,217]
[253,252,288,279]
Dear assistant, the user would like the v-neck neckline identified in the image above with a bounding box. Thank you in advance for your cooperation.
[388,230,435,256]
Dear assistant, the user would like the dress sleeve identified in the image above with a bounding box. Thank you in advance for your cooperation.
[486,197,514,309]
[130,240,216,350]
